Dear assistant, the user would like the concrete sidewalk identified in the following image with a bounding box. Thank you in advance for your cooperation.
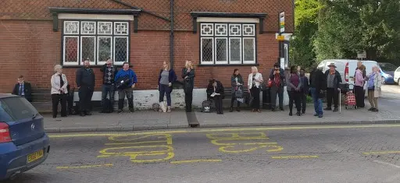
[44,100,400,133]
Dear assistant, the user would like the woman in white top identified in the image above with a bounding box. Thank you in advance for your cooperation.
[248,66,263,112]
[366,66,382,112]
[51,64,68,118]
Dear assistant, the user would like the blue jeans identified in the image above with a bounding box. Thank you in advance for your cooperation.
[102,84,115,107]
[159,84,172,106]
[311,88,323,116]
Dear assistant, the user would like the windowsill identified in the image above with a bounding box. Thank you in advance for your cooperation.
[60,65,130,68]
[197,63,259,67]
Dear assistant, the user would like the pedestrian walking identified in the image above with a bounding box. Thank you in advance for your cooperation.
[115,62,137,113]
[100,59,118,113]
[182,61,195,112]
[158,61,177,113]
[248,66,263,112]
[269,63,285,111]
[324,63,342,112]
[51,65,68,118]
[354,61,366,108]
[288,66,302,116]
[76,60,95,117]
[310,67,326,118]
[300,68,309,114]
[206,79,224,114]
[230,69,244,112]
[366,66,382,112]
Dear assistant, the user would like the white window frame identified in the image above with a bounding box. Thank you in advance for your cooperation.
[243,38,256,64]
[114,36,129,63]
[200,37,214,65]
[63,36,79,66]
[97,36,113,65]
[215,37,228,64]
[80,36,96,65]
[229,38,242,64]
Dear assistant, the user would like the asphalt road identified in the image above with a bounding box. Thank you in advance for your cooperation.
[4,124,400,183]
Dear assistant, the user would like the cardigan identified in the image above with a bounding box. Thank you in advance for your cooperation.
[51,73,68,94]
[158,69,177,86]
[247,73,263,89]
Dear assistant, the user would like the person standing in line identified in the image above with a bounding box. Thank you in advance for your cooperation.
[269,63,285,111]
[299,68,309,114]
[51,65,68,118]
[230,69,244,112]
[354,61,366,108]
[206,79,225,114]
[76,60,95,117]
[309,67,326,118]
[182,61,195,112]
[158,61,177,113]
[324,63,342,112]
[115,62,137,113]
[100,59,118,113]
[288,66,302,116]
[366,66,382,112]
[12,75,33,102]
[248,66,263,112]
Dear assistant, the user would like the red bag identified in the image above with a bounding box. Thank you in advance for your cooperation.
[268,79,272,88]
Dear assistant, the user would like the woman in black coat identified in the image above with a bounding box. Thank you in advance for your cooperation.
[182,61,195,112]
[230,69,244,112]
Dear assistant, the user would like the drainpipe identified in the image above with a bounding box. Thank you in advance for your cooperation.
[170,0,175,69]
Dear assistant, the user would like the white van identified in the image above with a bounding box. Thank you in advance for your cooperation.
[317,59,379,85]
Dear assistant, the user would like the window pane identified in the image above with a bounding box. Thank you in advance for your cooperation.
[98,37,112,62]
[81,21,96,35]
[64,37,78,63]
[243,38,255,62]
[114,22,129,35]
[216,38,227,62]
[230,38,241,63]
[98,22,113,35]
[81,37,95,62]
[201,38,213,63]
[114,37,128,63]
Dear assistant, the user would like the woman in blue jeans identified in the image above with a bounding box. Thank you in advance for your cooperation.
[158,61,177,113]
[309,67,326,118]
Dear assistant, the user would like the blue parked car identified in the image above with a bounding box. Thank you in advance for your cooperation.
[0,94,50,180]
[378,62,397,84]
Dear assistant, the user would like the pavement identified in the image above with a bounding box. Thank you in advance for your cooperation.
[6,124,400,183]
[43,85,400,133]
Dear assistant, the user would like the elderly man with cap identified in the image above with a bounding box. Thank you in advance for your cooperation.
[324,63,342,112]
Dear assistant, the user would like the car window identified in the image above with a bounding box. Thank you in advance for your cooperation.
[379,63,397,71]
[0,97,38,122]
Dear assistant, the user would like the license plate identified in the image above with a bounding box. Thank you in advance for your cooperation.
[27,150,44,163]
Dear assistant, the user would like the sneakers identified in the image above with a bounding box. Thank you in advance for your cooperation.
[332,108,338,112]
[324,107,332,111]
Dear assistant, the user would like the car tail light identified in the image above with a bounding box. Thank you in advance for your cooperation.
[0,122,11,143]
[344,62,349,82]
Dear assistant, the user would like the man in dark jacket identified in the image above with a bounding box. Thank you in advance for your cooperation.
[76,60,95,116]
[100,59,118,113]
[269,62,286,111]
[12,75,32,102]
[310,67,326,118]
[324,63,342,112]
[206,79,225,114]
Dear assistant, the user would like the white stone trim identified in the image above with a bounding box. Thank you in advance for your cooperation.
[197,17,259,23]
[58,13,134,21]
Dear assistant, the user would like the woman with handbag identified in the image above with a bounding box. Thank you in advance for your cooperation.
[182,61,195,112]
[158,61,177,113]
[366,66,382,112]
[230,69,244,112]
[248,66,263,112]
[51,65,68,118]
[288,66,302,116]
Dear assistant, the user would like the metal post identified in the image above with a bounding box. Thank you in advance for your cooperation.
[170,0,175,69]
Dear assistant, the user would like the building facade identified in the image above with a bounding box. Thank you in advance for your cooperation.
[0,0,293,109]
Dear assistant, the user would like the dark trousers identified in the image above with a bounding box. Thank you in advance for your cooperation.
[326,88,339,109]
[102,84,115,111]
[354,86,365,108]
[250,87,260,110]
[52,94,67,117]
[301,93,307,113]
[159,84,172,106]
[213,95,223,114]
[184,90,193,112]
[270,85,284,109]
[231,96,240,108]
[79,86,94,113]
[118,88,134,110]
[289,91,301,113]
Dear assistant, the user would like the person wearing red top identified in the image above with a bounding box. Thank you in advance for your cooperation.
[269,63,285,111]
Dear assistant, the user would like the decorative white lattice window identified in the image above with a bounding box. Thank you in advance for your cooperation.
[62,20,129,66]
[200,23,256,65]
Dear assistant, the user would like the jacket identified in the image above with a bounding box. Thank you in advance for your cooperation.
[206,80,224,99]
[269,68,285,87]
[76,67,95,89]
[324,70,342,89]
[12,82,32,102]
[231,75,244,94]
[158,69,177,88]
[100,64,118,85]
[115,69,137,87]
[310,69,327,98]
[182,68,195,92]
[51,73,68,94]
[287,73,302,92]
[367,71,382,98]
[248,73,263,89]
[300,75,309,94]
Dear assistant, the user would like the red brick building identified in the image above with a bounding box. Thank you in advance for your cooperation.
[0,0,293,106]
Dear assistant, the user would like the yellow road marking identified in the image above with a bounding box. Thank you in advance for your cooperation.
[105,140,167,146]
[363,151,400,155]
[56,164,113,170]
[271,155,319,159]
[170,159,222,164]
[48,124,400,138]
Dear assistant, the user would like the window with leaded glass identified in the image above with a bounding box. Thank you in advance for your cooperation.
[200,23,256,65]
[62,20,129,66]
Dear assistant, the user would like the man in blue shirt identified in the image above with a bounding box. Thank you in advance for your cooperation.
[115,62,137,113]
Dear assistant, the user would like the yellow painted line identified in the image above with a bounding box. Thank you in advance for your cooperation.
[271,155,319,159]
[363,151,400,155]
[48,124,400,138]
[56,164,113,170]
[170,159,222,164]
